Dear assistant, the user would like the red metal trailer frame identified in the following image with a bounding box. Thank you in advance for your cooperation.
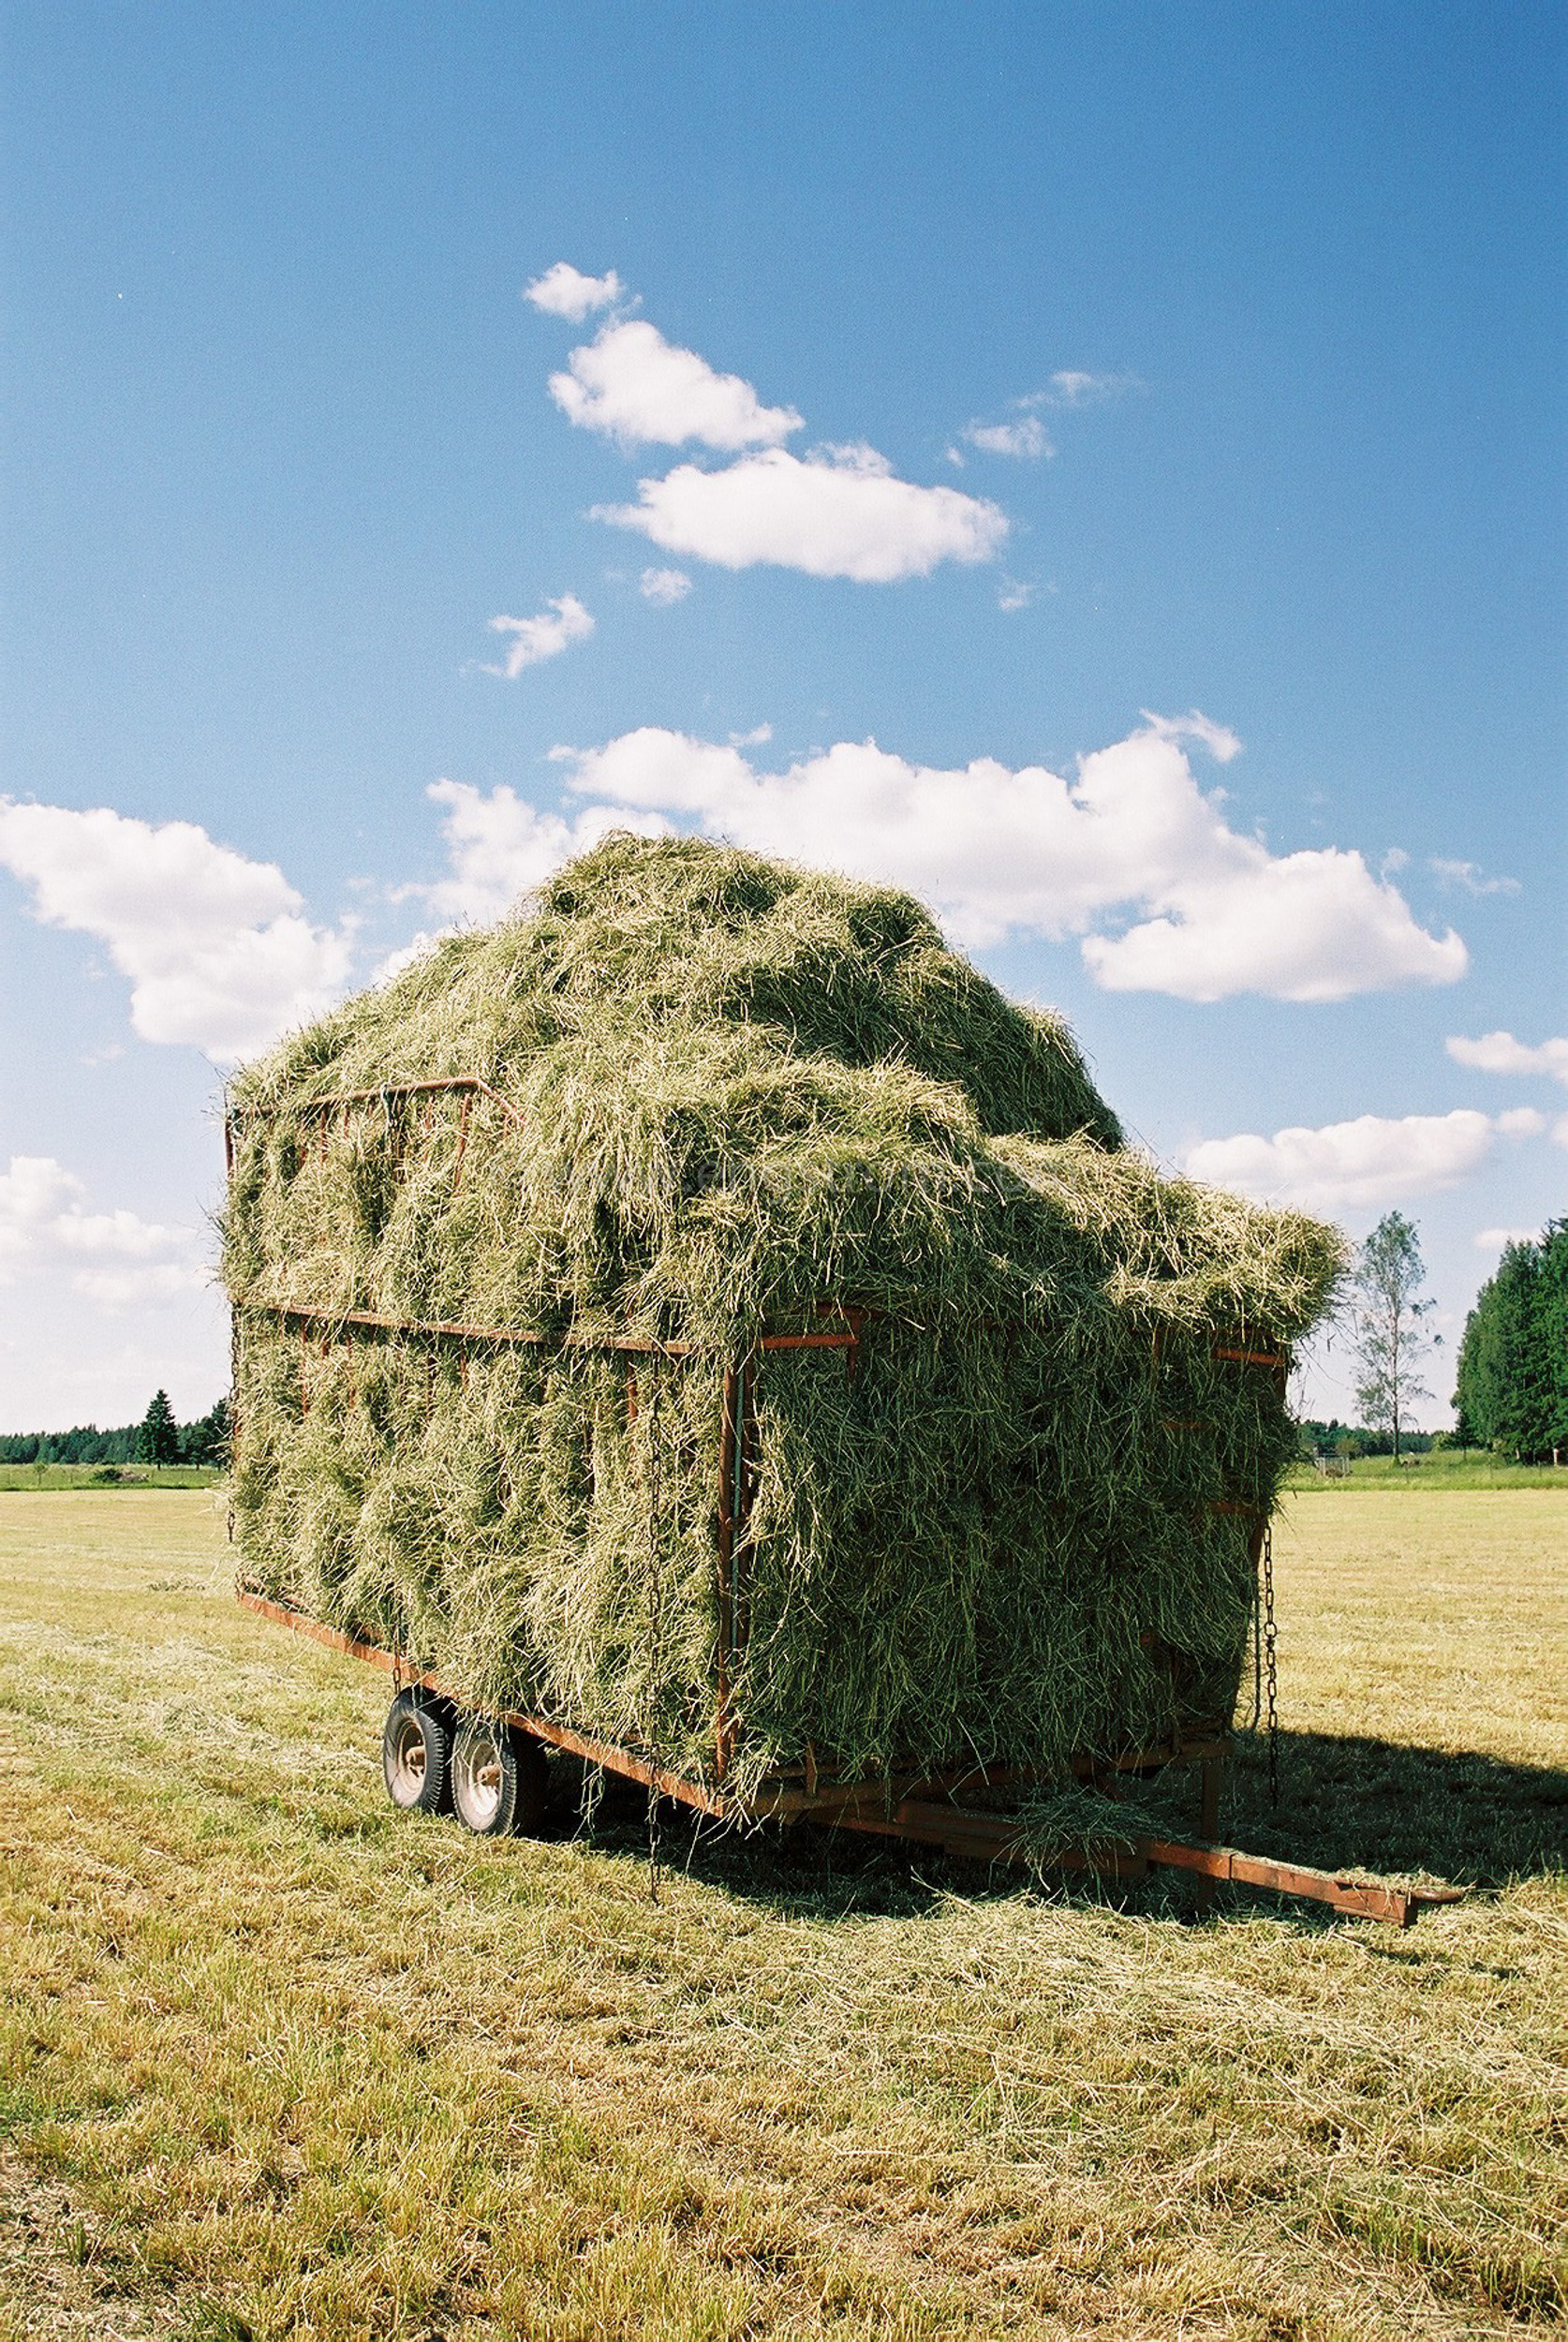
[235,1579,1462,1928]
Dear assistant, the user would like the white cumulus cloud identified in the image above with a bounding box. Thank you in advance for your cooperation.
[639,566,692,605]
[593,443,1009,584]
[0,1155,205,1306]
[1473,1225,1540,1253]
[550,318,802,451]
[547,714,1464,996]
[0,800,352,1060]
[1446,1030,1568,1086]
[478,593,594,677]
[524,261,625,320]
[1184,1108,1544,1214]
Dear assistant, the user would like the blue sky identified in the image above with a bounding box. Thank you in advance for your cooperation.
[1,1,1563,1427]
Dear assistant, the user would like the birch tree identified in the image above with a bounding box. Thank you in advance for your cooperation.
[1351,1211,1439,1461]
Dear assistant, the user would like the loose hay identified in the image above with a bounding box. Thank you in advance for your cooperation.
[222,834,1343,1795]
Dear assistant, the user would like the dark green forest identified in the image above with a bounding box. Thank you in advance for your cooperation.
[1455,1221,1568,1462]
[0,1394,229,1469]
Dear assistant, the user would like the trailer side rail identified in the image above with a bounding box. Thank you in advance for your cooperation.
[237,1589,1464,1928]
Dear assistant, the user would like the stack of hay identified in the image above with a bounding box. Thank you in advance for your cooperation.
[223,836,1342,1796]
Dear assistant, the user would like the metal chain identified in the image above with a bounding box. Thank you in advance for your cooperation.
[644,1369,662,1905]
[1262,1518,1280,1808]
[1249,1540,1264,1732]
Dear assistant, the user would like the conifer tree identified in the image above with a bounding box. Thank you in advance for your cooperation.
[137,1388,181,1467]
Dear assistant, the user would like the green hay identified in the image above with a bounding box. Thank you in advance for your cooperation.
[223,834,1344,1796]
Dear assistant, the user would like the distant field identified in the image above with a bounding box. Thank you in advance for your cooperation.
[0,1488,1563,2340]
[1287,1447,1566,1491]
[0,1464,222,1492]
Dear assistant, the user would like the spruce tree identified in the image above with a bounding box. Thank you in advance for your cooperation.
[136,1389,181,1467]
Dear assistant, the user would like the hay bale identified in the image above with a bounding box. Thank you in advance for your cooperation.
[223,834,1343,1793]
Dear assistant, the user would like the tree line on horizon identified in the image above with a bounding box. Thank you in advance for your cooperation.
[0,1392,230,1469]
[1304,1208,1562,1465]
[1455,1221,1568,1463]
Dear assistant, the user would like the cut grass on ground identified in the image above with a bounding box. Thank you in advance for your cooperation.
[0,1488,1563,2341]
[0,1466,221,1492]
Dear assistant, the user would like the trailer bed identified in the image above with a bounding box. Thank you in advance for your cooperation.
[238,1587,1465,1928]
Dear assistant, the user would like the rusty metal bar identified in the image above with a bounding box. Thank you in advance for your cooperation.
[233,1075,527,1129]
[714,1360,741,1780]
[1139,1837,1465,1927]
[759,1330,859,1350]
[451,1089,473,1191]
[237,1297,861,1359]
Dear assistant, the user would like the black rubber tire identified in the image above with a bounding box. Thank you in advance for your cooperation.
[450,1713,549,1837]
[381,1689,452,1815]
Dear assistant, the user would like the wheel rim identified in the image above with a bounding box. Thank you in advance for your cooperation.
[454,1726,505,1830]
[387,1712,430,1805]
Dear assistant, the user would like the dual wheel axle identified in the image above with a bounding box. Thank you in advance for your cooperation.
[381,1687,548,1836]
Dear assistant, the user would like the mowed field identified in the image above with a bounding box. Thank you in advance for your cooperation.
[0,1490,1563,2342]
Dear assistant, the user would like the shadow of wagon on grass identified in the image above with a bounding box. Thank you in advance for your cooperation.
[1224,1727,1568,1893]
[549,1727,1567,1922]
[531,1724,1568,1920]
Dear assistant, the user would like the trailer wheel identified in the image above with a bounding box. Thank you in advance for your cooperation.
[382,1690,451,1815]
[450,1714,548,1837]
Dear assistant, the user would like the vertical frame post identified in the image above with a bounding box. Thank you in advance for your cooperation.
[714,1351,756,1783]
[715,1362,739,1780]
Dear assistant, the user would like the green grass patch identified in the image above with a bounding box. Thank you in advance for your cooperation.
[1288,1448,1567,1491]
[0,1464,222,1492]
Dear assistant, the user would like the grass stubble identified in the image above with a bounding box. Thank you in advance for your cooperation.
[0,1487,1563,2341]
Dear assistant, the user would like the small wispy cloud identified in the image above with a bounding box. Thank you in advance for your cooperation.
[525,262,625,320]
[1430,857,1520,897]
[963,414,1055,461]
[1138,707,1243,764]
[1473,1224,1539,1252]
[1446,1030,1568,1087]
[639,566,692,605]
[957,370,1142,461]
[997,578,1037,613]
[478,594,595,678]
[1033,369,1143,408]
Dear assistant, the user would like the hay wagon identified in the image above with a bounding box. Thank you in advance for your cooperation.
[224,837,1460,1928]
